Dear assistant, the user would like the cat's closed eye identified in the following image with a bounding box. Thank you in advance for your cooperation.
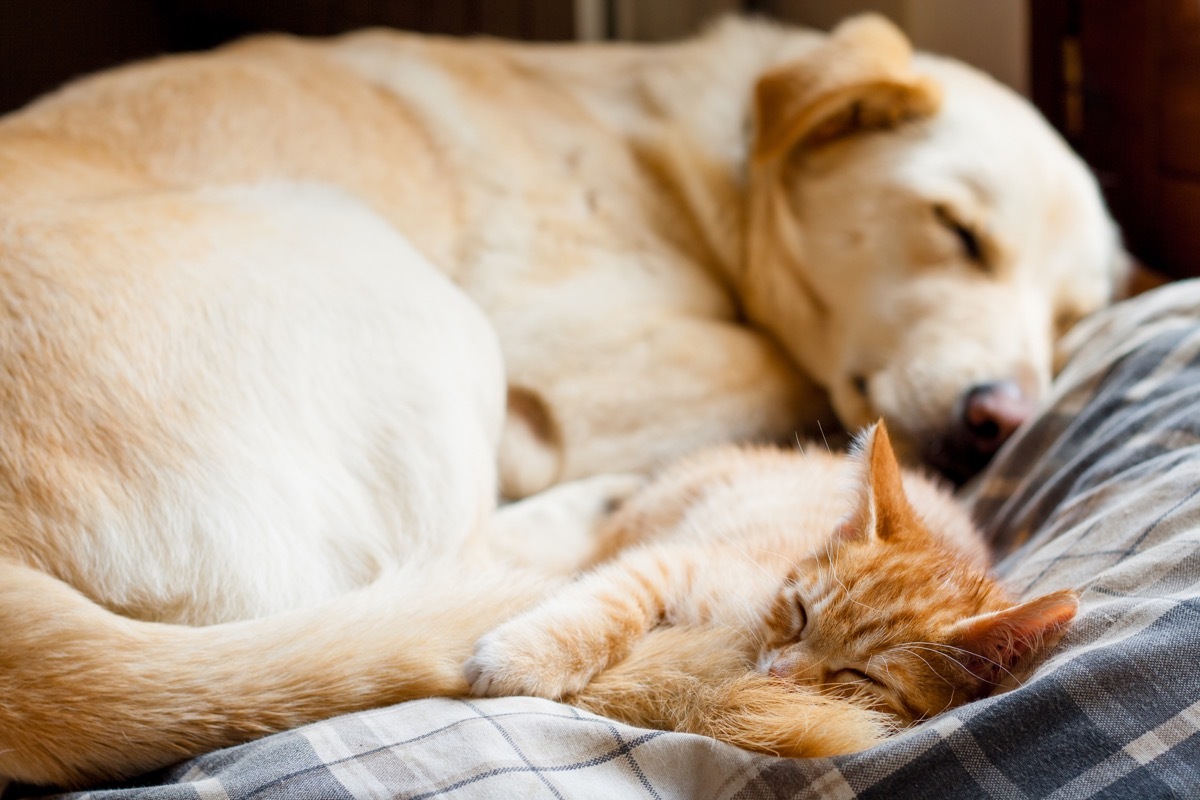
[831,668,874,686]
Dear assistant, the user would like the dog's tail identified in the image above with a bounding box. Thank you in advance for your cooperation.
[0,556,553,788]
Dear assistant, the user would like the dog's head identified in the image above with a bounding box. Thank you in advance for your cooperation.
[741,15,1125,483]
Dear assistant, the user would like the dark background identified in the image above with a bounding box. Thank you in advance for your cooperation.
[0,0,577,114]
[1032,0,1200,282]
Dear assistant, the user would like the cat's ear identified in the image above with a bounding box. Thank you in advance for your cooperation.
[838,420,917,542]
[948,589,1079,687]
[752,14,942,164]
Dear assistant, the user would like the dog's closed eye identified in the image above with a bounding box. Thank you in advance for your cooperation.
[933,205,989,271]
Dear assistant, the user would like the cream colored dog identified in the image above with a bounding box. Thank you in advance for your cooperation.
[0,13,1122,787]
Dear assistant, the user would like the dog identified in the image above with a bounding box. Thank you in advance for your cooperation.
[0,13,1122,787]
[1,14,1125,496]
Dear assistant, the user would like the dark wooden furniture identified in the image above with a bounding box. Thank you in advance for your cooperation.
[1032,0,1200,280]
[0,0,575,115]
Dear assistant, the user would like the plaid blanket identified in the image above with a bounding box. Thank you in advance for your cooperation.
[15,281,1200,799]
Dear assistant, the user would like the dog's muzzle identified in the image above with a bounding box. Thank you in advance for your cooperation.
[926,380,1036,485]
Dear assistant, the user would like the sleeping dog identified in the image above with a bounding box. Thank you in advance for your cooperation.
[0,13,1122,786]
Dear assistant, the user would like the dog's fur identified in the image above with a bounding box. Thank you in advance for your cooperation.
[0,14,1121,787]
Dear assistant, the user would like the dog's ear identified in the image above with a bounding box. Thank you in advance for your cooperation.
[752,14,942,163]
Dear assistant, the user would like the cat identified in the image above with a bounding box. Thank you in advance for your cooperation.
[465,421,1079,757]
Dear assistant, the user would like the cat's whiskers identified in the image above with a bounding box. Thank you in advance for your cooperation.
[816,420,832,454]
[813,548,835,590]
[935,689,957,717]
[899,644,1000,691]
[895,646,956,690]
[792,432,810,461]
[842,589,882,614]
[900,641,1020,686]
[867,653,895,685]
[896,644,971,682]
[908,641,1018,677]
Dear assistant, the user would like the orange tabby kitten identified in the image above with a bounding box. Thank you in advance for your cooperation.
[466,422,1078,757]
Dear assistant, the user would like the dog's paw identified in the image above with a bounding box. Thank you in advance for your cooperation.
[464,620,600,700]
[585,472,650,515]
[490,472,648,575]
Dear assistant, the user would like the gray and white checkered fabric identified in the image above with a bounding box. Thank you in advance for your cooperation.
[17,281,1200,799]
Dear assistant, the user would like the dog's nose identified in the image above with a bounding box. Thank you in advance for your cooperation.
[961,381,1034,457]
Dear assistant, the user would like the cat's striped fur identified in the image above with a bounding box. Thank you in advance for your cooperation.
[468,422,1078,757]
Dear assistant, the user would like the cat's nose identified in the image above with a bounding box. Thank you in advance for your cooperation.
[767,661,793,680]
[960,380,1034,457]
[766,652,813,682]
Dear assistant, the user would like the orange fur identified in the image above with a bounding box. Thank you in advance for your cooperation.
[574,626,896,758]
[0,557,557,787]
[468,422,1078,754]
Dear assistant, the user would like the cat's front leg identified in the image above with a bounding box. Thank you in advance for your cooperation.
[465,545,694,700]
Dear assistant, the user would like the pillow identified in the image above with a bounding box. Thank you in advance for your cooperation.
[16,281,1200,800]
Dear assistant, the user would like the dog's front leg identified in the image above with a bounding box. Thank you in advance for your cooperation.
[488,471,646,574]
[498,317,836,498]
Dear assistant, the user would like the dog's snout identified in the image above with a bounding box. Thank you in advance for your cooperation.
[961,381,1034,456]
[922,380,1037,486]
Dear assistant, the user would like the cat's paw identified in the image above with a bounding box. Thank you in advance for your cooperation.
[465,621,601,700]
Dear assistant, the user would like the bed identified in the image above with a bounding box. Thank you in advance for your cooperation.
[14,280,1200,799]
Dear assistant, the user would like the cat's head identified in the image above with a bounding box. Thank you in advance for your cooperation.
[759,421,1077,724]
